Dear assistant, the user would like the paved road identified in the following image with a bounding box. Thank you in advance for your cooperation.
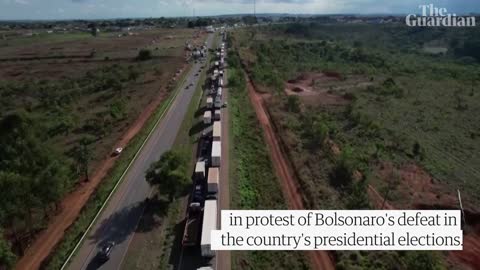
[68,33,215,270]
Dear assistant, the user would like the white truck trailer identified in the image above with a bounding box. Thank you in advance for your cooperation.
[195,161,206,180]
[207,167,219,194]
[203,111,212,125]
[213,121,221,141]
[201,199,217,258]
[211,141,221,167]
[206,97,213,109]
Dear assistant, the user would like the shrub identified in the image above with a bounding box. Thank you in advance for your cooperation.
[136,49,152,61]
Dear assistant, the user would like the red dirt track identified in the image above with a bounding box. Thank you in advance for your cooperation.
[245,74,335,270]
[14,67,186,270]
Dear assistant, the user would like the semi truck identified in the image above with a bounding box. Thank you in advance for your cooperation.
[207,167,219,194]
[203,111,212,125]
[195,161,206,180]
[214,110,221,121]
[213,121,221,141]
[182,202,202,247]
[206,97,213,108]
[211,141,221,167]
[201,199,217,258]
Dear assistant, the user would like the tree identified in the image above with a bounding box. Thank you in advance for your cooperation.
[127,66,140,82]
[286,95,301,113]
[345,181,370,210]
[0,112,70,241]
[329,147,356,189]
[75,136,93,181]
[136,49,152,61]
[0,228,16,270]
[403,251,444,270]
[146,150,190,201]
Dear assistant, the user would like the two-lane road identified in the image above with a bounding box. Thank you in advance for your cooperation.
[68,33,215,270]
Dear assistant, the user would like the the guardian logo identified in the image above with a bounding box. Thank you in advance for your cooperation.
[406,4,476,27]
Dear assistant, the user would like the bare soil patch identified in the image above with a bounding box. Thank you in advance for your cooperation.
[373,161,480,270]
[284,72,371,106]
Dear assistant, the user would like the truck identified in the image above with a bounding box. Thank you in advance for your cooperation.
[203,110,212,125]
[206,97,213,109]
[182,202,202,247]
[214,96,222,109]
[195,161,206,180]
[211,141,221,167]
[201,200,217,258]
[213,121,221,141]
[207,167,219,194]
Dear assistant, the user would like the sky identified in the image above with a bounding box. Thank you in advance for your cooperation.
[1,0,480,20]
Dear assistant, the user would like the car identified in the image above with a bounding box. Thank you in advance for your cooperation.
[98,241,115,261]
[113,147,123,155]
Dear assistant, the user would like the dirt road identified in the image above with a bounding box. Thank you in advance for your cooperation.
[245,75,335,270]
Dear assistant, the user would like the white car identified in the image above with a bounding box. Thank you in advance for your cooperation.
[113,147,123,155]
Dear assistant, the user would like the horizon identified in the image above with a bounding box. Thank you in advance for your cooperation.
[1,0,480,21]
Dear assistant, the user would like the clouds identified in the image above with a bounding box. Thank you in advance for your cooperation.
[0,0,480,20]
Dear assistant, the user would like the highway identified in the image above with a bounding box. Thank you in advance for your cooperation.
[68,32,215,270]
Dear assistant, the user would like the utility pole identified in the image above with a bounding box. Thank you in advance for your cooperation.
[458,189,467,227]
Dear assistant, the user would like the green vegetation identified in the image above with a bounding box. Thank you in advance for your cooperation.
[146,150,190,202]
[137,49,153,61]
[228,50,309,270]
[230,23,474,269]
[0,112,70,256]
[44,65,191,270]
[0,228,16,269]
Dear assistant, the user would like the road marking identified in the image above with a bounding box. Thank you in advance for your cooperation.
[60,56,193,270]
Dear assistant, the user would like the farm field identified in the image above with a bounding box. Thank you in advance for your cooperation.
[231,24,480,270]
[0,27,204,266]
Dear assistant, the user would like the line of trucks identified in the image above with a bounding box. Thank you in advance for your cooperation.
[181,33,228,266]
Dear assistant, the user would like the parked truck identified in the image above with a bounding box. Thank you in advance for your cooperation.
[213,121,221,141]
[201,200,217,258]
[203,111,212,125]
[206,97,213,109]
[211,141,221,167]
[214,96,222,109]
[207,167,219,194]
[195,161,206,180]
[182,202,202,247]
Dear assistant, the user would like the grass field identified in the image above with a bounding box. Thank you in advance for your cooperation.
[230,23,480,269]
[0,27,203,266]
